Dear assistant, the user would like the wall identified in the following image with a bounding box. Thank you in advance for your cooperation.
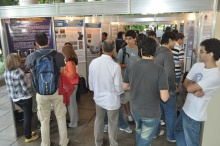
[201,12,220,146]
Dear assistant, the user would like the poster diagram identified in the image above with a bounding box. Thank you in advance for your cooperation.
[54,19,86,62]
[85,23,102,58]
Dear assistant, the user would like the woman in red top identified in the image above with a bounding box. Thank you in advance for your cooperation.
[61,44,79,128]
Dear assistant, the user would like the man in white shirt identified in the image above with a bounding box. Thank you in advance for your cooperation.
[174,38,220,146]
[89,38,123,146]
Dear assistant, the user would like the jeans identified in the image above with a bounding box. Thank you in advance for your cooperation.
[15,98,33,139]
[174,110,202,146]
[94,104,119,146]
[156,91,177,140]
[132,113,160,146]
[104,107,128,129]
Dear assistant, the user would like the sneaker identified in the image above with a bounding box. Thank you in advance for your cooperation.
[119,127,133,133]
[25,135,39,143]
[153,130,164,138]
[168,139,176,143]
[126,116,135,125]
[160,120,165,126]
[103,125,108,133]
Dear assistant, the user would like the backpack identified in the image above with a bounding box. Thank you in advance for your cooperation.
[31,50,58,95]
[78,76,88,94]
[122,47,130,64]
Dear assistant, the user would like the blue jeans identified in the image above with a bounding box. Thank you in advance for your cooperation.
[15,98,33,139]
[132,113,160,146]
[174,110,202,146]
[156,91,177,140]
[104,108,128,129]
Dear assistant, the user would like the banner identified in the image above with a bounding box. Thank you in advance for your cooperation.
[54,19,86,62]
[5,17,53,58]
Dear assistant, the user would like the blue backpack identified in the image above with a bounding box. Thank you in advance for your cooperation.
[31,50,58,95]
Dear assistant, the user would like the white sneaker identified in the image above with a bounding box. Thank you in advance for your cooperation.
[103,125,108,133]
[153,130,165,138]
[160,120,165,126]
[119,127,133,134]
[167,139,176,143]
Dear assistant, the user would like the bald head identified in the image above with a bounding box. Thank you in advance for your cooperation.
[103,38,115,53]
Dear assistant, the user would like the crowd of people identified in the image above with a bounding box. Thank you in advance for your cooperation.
[3,28,220,146]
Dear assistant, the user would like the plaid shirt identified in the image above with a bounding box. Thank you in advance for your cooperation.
[4,68,32,102]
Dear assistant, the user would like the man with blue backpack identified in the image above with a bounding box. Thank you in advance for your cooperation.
[27,32,69,146]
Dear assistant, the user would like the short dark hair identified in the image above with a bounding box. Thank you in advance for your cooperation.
[177,33,185,40]
[200,38,220,61]
[35,32,48,46]
[148,31,156,37]
[102,32,108,37]
[117,31,123,38]
[103,39,115,53]
[125,30,136,39]
[165,27,171,32]
[172,29,179,35]
[161,32,177,45]
[138,37,156,57]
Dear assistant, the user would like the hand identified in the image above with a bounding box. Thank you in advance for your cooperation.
[193,90,205,97]
[60,67,65,73]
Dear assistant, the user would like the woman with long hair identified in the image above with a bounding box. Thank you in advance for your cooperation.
[61,44,79,128]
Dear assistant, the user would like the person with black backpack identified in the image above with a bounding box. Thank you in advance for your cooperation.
[27,32,69,146]
[118,30,140,125]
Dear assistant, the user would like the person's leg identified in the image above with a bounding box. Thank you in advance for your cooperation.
[107,109,119,146]
[67,85,78,127]
[140,117,160,146]
[51,91,69,146]
[104,112,108,125]
[16,98,33,139]
[174,110,186,146]
[118,108,127,129]
[94,104,106,146]
[132,113,141,146]
[161,91,177,141]
[182,111,202,146]
[36,93,52,146]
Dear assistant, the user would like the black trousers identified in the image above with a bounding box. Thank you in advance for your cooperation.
[15,98,33,139]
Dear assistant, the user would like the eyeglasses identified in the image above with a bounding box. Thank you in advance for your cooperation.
[199,50,207,54]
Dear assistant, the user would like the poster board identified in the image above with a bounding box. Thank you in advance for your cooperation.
[85,23,102,58]
[5,17,53,59]
[54,19,86,62]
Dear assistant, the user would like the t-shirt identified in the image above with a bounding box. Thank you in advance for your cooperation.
[172,43,184,78]
[183,63,220,121]
[123,59,168,118]
[118,45,140,78]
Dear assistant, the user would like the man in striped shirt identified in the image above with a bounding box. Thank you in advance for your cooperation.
[172,33,185,85]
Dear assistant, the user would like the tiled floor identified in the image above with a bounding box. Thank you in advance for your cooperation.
[0,84,181,146]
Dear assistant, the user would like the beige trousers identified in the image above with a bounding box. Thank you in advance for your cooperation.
[36,91,69,146]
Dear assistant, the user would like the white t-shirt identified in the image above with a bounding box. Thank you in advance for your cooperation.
[183,62,220,121]
[89,54,123,110]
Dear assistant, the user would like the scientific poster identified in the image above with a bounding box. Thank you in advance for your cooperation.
[85,23,102,58]
[5,17,53,59]
[184,20,195,58]
[201,12,213,41]
[111,25,118,40]
[54,19,86,62]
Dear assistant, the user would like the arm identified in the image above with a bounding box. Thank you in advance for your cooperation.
[63,61,76,79]
[88,63,93,91]
[183,78,202,93]
[18,69,30,92]
[118,49,128,68]
[160,90,169,102]
[180,60,184,73]
[123,83,130,91]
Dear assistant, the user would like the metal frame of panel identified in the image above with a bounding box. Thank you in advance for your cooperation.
[131,0,215,14]
[0,1,129,19]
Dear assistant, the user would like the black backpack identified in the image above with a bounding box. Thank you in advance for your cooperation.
[122,47,130,64]
[78,76,88,94]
